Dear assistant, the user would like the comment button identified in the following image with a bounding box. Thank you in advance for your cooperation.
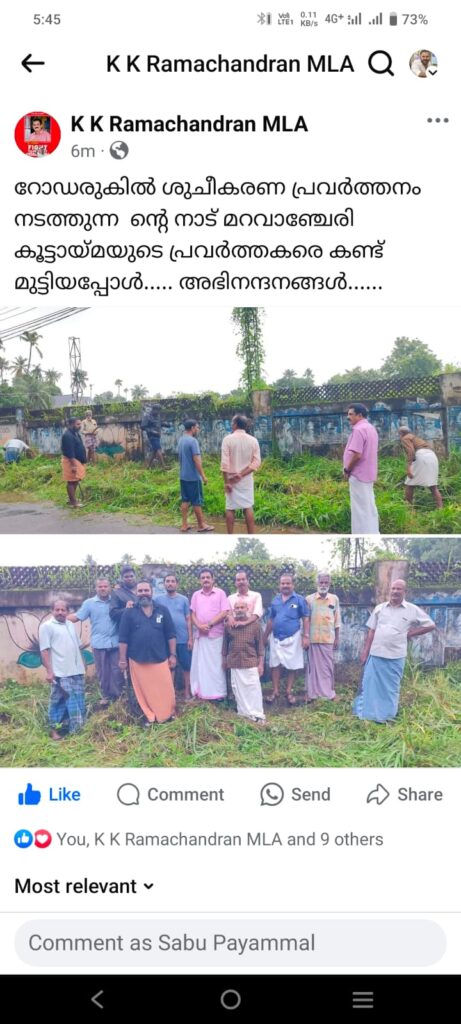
[16,919,445,967]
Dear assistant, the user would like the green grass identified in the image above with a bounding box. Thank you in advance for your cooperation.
[1,663,460,767]
[1,452,461,533]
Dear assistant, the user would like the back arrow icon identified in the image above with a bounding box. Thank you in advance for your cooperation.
[22,54,45,72]
[366,783,390,805]
[91,990,104,1009]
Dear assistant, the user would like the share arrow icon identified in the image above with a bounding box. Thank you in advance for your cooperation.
[366,784,390,805]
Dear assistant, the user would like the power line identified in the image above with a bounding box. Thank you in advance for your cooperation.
[0,307,89,343]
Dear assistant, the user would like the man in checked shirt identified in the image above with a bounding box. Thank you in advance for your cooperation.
[222,598,266,724]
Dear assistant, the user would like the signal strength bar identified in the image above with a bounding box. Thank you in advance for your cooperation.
[347,12,362,24]
[369,12,383,24]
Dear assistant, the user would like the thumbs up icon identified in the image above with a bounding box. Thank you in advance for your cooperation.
[18,783,41,806]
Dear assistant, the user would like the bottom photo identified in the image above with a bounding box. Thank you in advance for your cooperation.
[0,535,460,769]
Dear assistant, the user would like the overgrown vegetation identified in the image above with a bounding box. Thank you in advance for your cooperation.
[1,452,461,534]
[1,662,460,768]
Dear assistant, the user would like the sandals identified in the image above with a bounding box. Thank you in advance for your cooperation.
[286,693,297,706]
[197,525,215,532]
[264,692,278,704]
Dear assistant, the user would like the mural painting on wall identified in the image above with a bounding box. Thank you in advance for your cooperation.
[28,426,62,455]
[274,414,344,455]
[96,424,130,459]
[448,407,461,448]
[253,416,272,457]
[0,611,94,671]
[391,411,443,441]
[335,607,369,663]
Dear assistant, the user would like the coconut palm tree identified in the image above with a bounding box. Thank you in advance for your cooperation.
[11,355,28,377]
[14,375,53,410]
[114,378,123,397]
[0,357,10,383]
[20,331,43,372]
[44,369,62,386]
[131,384,148,399]
[71,368,89,399]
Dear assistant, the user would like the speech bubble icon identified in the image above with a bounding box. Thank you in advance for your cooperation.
[117,783,140,806]
[260,783,284,807]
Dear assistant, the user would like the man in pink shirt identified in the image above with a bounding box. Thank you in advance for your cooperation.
[220,415,261,534]
[343,403,380,534]
[190,568,231,700]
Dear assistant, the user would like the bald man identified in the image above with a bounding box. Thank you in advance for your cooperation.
[353,579,436,723]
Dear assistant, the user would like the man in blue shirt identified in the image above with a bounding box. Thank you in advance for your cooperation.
[155,573,194,700]
[177,419,214,533]
[263,573,310,706]
[69,578,124,706]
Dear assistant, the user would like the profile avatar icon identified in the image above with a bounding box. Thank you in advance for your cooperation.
[15,111,61,157]
[409,50,438,77]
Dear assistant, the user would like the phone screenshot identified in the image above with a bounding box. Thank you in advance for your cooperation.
[1,1,460,1016]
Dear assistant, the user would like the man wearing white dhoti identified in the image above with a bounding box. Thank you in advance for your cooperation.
[222,599,265,723]
[343,403,380,535]
[221,415,261,534]
[190,569,231,700]
[398,427,443,509]
[263,573,310,706]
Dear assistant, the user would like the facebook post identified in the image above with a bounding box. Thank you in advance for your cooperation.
[1,0,460,1010]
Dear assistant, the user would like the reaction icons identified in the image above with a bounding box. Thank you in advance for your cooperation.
[14,111,61,157]
[260,782,285,806]
[14,830,33,848]
[366,784,390,806]
[18,783,41,806]
[14,829,52,848]
[110,140,129,159]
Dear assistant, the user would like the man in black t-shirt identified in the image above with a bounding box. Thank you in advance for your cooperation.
[118,580,177,725]
[61,417,87,508]
[141,405,167,469]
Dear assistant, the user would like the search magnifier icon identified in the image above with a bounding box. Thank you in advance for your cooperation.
[368,50,394,76]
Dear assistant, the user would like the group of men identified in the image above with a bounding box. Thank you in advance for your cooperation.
[38,565,436,738]
[56,403,380,533]
[4,401,441,533]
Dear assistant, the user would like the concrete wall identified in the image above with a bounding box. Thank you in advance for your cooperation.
[0,589,95,684]
[1,565,460,684]
[272,404,445,458]
[3,374,460,460]
[27,421,143,461]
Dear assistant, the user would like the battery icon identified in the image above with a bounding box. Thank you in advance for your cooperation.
[389,12,398,24]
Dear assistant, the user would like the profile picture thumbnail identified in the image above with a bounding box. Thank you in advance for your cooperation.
[409,50,438,77]
[14,111,61,158]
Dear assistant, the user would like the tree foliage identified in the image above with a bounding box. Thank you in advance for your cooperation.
[272,368,315,388]
[226,538,271,561]
[326,366,379,385]
[232,307,266,394]
[380,337,442,378]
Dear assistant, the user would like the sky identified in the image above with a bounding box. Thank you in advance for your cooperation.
[0,305,457,397]
[1,535,342,568]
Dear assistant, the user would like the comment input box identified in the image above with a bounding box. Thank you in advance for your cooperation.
[16,919,446,967]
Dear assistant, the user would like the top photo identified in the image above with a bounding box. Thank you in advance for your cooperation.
[0,305,460,535]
